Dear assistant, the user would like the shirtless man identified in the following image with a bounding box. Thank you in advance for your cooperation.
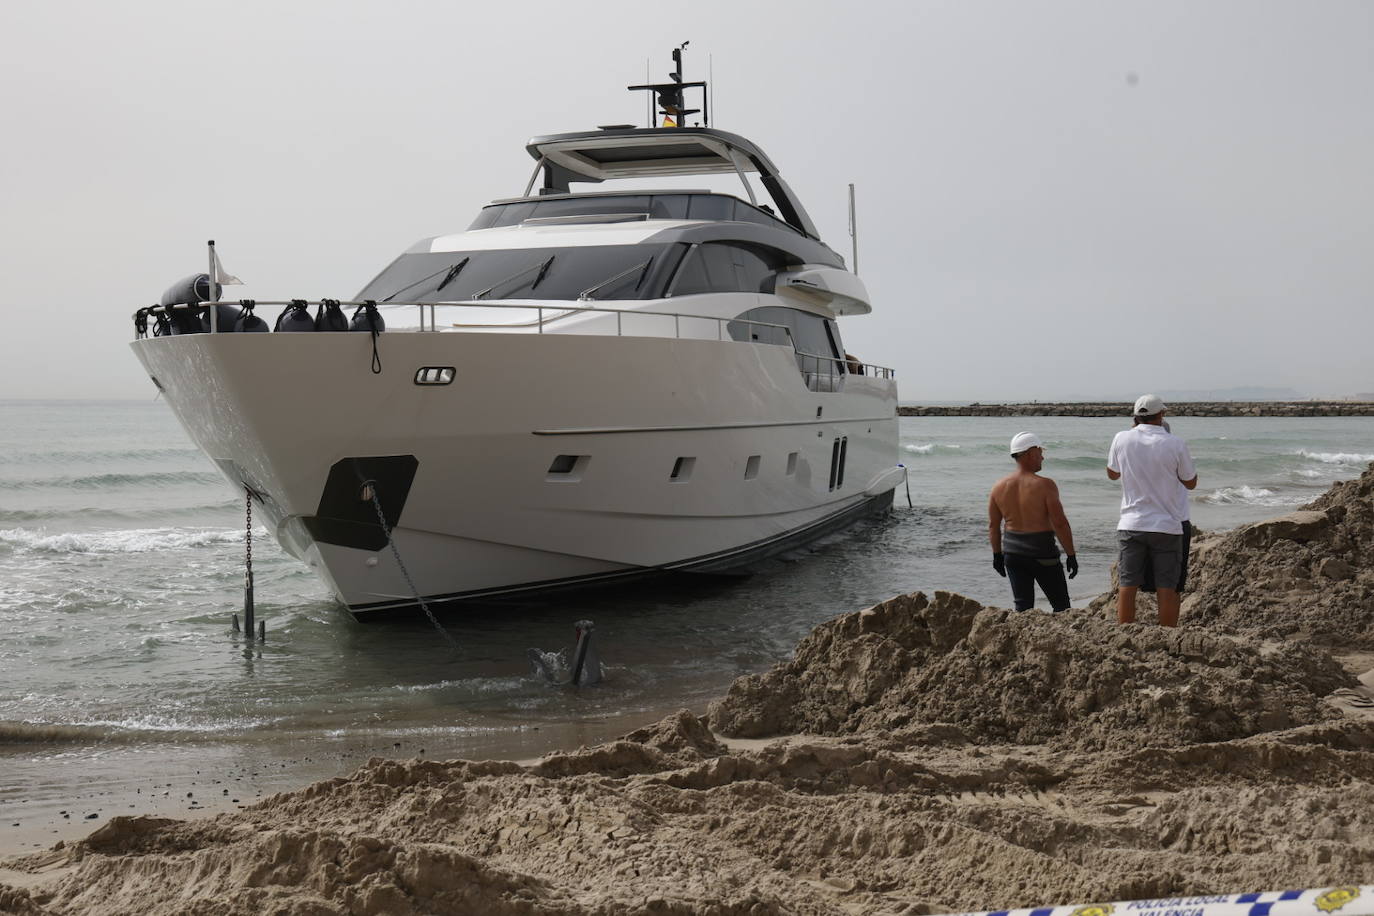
[988,432,1079,612]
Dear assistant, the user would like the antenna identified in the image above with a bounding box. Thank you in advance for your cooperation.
[848,184,859,276]
[628,43,708,128]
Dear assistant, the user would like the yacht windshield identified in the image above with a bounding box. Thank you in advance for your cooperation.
[578,257,653,301]
[378,259,468,303]
[473,255,554,300]
[357,245,677,302]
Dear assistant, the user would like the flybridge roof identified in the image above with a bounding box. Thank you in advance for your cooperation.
[524,127,821,241]
[526,127,779,179]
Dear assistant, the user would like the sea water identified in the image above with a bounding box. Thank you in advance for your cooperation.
[1,400,1371,828]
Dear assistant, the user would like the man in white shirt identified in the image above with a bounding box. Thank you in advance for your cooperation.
[1106,394,1198,626]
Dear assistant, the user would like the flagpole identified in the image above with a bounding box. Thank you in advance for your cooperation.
[207,239,220,333]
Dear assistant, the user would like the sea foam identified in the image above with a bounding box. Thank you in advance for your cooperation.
[1297,449,1374,465]
[902,443,961,455]
[0,526,248,554]
[1202,485,1304,507]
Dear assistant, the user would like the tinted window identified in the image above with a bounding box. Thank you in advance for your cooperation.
[671,242,784,296]
[467,192,791,230]
[470,194,692,229]
[686,195,735,221]
[733,203,796,233]
[825,319,845,359]
[732,246,777,293]
[672,244,737,296]
[727,306,840,360]
[356,245,671,302]
[726,308,790,346]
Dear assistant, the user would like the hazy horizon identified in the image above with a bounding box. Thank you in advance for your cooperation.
[10,385,1373,407]
[2,1,1370,401]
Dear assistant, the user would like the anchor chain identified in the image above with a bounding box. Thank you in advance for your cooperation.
[364,482,459,651]
[245,487,253,576]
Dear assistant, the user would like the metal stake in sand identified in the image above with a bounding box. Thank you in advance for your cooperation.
[569,620,602,687]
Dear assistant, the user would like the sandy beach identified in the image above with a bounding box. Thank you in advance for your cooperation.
[3,464,1371,914]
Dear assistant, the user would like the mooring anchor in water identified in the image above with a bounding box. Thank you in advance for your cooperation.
[528,619,602,687]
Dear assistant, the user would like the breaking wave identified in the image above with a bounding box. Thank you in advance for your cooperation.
[1201,485,1306,507]
[1297,450,1374,465]
[0,447,203,466]
[0,715,276,743]
[901,443,962,455]
[0,502,238,524]
[0,526,247,554]
[0,721,126,744]
[0,470,221,491]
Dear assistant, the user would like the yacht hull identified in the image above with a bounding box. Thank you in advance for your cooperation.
[131,331,899,619]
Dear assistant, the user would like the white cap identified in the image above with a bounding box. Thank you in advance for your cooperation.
[1009,431,1043,455]
[1133,394,1167,417]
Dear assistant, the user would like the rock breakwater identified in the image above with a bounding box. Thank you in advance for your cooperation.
[899,401,1374,417]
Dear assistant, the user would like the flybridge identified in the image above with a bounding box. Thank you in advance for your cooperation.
[514,43,824,242]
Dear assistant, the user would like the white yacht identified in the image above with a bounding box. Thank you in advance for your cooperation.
[132,53,902,619]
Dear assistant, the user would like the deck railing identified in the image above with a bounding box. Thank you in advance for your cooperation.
[134,298,896,382]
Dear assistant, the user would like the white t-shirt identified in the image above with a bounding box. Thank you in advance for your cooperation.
[1106,424,1197,534]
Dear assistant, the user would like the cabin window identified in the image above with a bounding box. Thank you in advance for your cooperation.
[728,306,839,358]
[744,455,761,480]
[686,195,735,221]
[470,195,694,230]
[786,452,798,476]
[728,306,845,388]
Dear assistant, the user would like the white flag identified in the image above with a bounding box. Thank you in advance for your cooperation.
[212,247,243,286]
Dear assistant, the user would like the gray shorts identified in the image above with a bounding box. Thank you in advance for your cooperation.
[1118,530,1183,589]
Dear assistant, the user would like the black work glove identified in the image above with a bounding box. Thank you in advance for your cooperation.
[992,553,1006,577]
[1065,555,1079,579]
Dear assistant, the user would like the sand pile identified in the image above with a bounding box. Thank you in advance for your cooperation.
[4,471,1373,914]
[5,696,1372,914]
[5,598,1371,915]
[706,592,1352,748]
[1181,462,1374,647]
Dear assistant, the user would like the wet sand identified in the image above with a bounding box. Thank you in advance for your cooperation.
[2,464,1372,914]
[1,710,671,858]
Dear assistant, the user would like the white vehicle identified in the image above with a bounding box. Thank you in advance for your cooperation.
[131,54,901,619]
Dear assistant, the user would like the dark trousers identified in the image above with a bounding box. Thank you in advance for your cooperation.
[1005,553,1071,612]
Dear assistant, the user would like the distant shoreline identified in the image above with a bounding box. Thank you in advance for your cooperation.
[899,401,1374,417]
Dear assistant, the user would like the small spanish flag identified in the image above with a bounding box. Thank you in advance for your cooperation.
[662,115,677,128]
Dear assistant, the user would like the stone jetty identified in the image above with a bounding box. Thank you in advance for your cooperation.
[899,400,1374,417]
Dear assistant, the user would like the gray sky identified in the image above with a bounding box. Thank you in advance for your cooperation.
[1,1,1370,401]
